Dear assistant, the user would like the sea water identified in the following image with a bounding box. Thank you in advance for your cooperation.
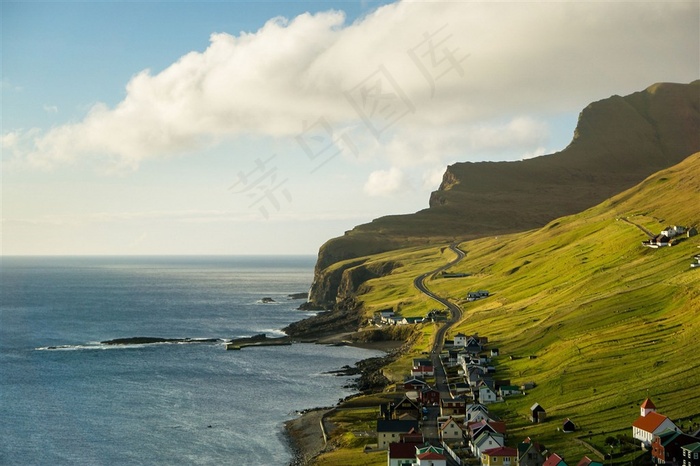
[0,256,380,465]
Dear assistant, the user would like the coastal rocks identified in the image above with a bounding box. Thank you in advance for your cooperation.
[283,298,363,340]
[101,337,221,345]
[225,333,292,350]
[260,297,276,303]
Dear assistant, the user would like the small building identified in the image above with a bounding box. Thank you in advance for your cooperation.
[482,446,518,466]
[530,403,546,423]
[404,377,429,391]
[651,430,700,465]
[420,387,441,407]
[454,333,468,347]
[471,431,505,458]
[682,443,700,466]
[479,386,499,404]
[632,398,680,448]
[439,417,464,443]
[543,453,568,466]
[576,456,603,466]
[416,451,447,466]
[499,385,521,397]
[388,442,423,466]
[377,419,420,450]
[440,397,467,417]
[412,358,434,377]
[518,438,547,466]
[562,418,576,433]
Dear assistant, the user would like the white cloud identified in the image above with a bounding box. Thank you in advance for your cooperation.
[43,105,58,114]
[6,1,698,170]
[364,167,410,197]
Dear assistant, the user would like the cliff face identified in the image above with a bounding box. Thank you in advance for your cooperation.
[309,80,700,308]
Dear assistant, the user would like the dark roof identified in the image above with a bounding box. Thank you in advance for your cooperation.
[531,402,545,412]
[377,419,420,433]
[389,442,422,459]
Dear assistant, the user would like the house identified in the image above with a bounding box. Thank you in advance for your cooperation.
[491,348,500,357]
[399,428,424,444]
[465,403,491,422]
[632,398,680,448]
[388,442,423,466]
[467,419,507,440]
[377,419,420,449]
[562,418,576,433]
[454,333,468,347]
[518,438,547,466]
[482,446,518,466]
[467,290,490,301]
[404,377,429,391]
[394,396,421,420]
[412,359,434,377]
[440,397,467,417]
[543,453,567,466]
[682,443,700,466]
[416,451,447,466]
[439,417,464,443]
[420,388,441,407]
[576,456,603,466]
[651,430,700,465]
[479,385,499,404]
[530,403,546,423]
[471,431,505,457]
[499,385,521,397]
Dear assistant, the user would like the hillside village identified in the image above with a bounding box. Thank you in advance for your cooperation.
[372,333,700,466]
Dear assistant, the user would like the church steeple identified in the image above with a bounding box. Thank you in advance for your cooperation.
[640,398,656,417]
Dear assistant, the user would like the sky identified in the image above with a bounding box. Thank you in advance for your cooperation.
[2,0,698,256]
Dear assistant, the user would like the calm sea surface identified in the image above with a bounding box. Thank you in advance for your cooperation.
[0,256,380,465]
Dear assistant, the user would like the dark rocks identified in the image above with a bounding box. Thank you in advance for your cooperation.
[101,337,220,345]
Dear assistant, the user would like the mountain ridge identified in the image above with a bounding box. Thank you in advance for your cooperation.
[308,80,700,307]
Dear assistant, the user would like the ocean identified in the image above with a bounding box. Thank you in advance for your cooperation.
[0,256,380,465]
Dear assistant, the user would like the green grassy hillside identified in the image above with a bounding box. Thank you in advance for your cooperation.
[309,81,700,307]
[321,152,700,462]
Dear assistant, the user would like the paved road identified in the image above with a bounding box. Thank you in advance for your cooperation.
[413,242,466,454]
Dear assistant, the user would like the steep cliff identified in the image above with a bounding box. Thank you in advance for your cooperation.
[308,80,700,308]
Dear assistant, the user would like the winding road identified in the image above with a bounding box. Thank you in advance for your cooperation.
[413,242,466,355]
[413,242,467,454]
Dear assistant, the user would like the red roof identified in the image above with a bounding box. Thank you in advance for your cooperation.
[543,453,566,466]
[483,446,518,457]
[389,442,422,459]
[418,451,446,460]
[641,398,656,410]
[632,411,669,433]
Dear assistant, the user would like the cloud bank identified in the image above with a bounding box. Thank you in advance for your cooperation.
[4,1,698,175]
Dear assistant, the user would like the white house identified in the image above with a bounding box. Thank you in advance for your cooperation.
[471,431,505,457]
[439,417,464,443]
[454,333,468,347]
[479,386,499,404]
[632,398,680,448]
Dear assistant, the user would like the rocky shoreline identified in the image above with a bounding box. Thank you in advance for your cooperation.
[282,331,405,466]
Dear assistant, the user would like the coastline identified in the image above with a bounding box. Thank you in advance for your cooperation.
[282,335,404,466]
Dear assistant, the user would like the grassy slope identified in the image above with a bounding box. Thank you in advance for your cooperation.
[312,153,700,464]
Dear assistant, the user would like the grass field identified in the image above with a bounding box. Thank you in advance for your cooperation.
[311,153,700,465]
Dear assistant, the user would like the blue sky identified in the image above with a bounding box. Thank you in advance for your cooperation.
[2,0,698,255]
